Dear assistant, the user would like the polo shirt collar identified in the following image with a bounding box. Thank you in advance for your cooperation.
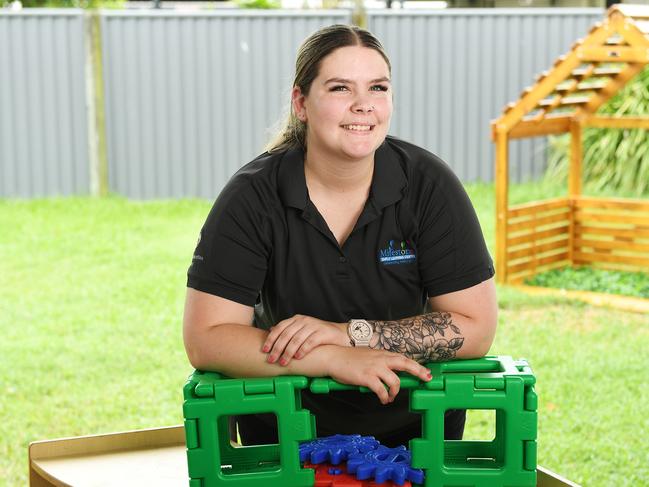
[277,141,407,211]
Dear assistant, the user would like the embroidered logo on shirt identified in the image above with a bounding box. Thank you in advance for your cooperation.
[378,240,416,265]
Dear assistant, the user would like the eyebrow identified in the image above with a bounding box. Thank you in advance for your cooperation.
[324,77,391,84]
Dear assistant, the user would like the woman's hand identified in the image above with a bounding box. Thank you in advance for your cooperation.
[327,347,432,405]
[262,314,349,366]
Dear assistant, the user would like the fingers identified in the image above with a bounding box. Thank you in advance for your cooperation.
[377,369,401,404]
[367,377,391,405]
[262,317,294,353]
[264,315,323,366]
[293,333,320,360]
[263,315,342,366]
[371,355,432,404]
[264,318,303,364]
[326,349,425,405]
[388,355,432,382]
[279,329,317,366]
[371,360,430,404]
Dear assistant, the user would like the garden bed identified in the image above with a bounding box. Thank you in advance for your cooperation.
[520,267,649,313]
[525,267,649,299]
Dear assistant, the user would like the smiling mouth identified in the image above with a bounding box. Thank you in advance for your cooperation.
[341,124,374,132]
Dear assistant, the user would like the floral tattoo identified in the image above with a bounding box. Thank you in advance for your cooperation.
[368,312,464,363]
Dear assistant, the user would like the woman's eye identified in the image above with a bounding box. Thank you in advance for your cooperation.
[330,85,348,92]
[371,85,389,92]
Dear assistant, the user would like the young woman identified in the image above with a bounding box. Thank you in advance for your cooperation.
[183,24,497,447]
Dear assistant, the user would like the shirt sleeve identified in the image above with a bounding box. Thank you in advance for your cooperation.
[187,179,270,306]
[416,162,494,298]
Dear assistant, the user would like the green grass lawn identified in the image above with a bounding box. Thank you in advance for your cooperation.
[1,184,648,486]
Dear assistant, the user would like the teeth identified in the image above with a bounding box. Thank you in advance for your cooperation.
[344,125,371,131]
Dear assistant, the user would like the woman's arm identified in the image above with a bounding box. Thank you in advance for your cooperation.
[183,288,328,377]
[266,278,497,365]
[183,288,431,404]
[368,278,497,362]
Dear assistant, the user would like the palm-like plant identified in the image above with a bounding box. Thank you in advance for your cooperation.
[546,66,649,197]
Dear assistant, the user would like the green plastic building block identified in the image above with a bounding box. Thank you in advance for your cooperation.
[182,356,537,487]
[183,371,316,487]
[410,357,537,487]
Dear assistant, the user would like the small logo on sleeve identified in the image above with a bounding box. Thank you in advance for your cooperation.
[378,240,416,265]
[193,231,204,261]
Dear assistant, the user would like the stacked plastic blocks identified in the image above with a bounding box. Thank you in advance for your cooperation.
[299,434,423,485]
[183,355,537,487]
[305,461,413,487]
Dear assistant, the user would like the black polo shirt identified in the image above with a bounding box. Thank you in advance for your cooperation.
[187,135,494,442]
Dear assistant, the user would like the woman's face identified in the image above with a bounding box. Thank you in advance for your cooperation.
[293,45,393,164]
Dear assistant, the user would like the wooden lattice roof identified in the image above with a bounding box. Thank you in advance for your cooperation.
[492,4,649,140]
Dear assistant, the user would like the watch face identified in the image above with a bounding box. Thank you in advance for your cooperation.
[351,321,372,340]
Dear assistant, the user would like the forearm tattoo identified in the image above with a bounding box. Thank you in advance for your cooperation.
[368,312,464,363]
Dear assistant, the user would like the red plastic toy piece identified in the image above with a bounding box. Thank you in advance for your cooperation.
[305,462,412,487]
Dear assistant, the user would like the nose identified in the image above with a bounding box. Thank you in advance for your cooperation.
[351,95,374,114]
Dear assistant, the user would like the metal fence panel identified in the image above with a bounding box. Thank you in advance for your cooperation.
[368,8,603,183]
[0,10,89,197]
[101,10,352,199]
[1,9,607,198]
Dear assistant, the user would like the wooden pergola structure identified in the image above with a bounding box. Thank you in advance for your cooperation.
[492,4,649,286]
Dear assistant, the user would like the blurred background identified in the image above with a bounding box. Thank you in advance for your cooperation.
[2,1,648,485]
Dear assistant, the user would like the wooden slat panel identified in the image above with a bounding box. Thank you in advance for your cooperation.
[583,115,649,130]
[558,96,592,106]
[575,209,649,226]
[585,62,645,113]
[575,80,608,90]
[507,251,570,274]
[538,95,592,108]
[571,65,596,78]
[575,237,649,253]
[572,66,622,77]
[508,198,570,218]
[507,238,570,260]
[575,224,649,239]
[537,95,561,108]
[577,45,649,63]
[508,225,570,246]
[574,196,649,212]
[509,211,571,233]
[555,79,579,92]
[574,251,649,267]
[505,117,571,139]
[495,32,597,133]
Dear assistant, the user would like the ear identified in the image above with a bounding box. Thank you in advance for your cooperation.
[291,86,307,122]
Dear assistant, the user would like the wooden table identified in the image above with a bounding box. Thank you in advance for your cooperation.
[29,426,581,487]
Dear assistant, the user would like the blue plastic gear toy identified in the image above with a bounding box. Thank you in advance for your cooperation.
[346,445,425,486]
[299,434,381,466]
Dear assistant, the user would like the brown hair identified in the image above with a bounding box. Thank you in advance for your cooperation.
[266,24,391,153]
